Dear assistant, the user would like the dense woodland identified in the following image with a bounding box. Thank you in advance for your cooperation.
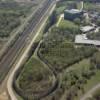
[0,0,33,37]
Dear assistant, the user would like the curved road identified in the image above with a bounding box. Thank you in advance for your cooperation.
[7,2,56,100]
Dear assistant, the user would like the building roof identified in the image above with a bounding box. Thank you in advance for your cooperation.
[80,26,95,33]
[75,34,100,46]
[65,9,81,14]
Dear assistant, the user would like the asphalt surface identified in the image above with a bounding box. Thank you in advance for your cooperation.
[0,0,54,84]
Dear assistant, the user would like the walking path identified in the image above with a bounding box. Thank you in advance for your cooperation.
[81,84,100,100]
[56,14,64,27]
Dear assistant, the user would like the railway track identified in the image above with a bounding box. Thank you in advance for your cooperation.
[0,0,55,84]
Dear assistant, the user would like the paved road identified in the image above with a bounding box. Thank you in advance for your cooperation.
[0,0,54,84]
[7,2,56,100]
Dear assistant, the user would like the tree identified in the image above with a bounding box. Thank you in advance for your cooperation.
[43,10,57,33]
[74,18,81,25]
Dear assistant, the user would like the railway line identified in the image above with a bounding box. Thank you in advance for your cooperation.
[0,0,55,84]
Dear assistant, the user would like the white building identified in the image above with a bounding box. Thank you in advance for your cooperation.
[75,34,100,46]
[80,26,95,33]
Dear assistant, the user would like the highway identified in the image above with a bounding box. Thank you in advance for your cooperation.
[0,0,54,84]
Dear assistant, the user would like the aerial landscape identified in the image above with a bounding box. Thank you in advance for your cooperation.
[0,0,100,100]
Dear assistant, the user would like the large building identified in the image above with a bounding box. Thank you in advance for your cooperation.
[64,9,83,20]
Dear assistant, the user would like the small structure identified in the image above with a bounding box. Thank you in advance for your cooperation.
[75,34,100,46]
[64,9,83,20]
[80,26,95,33]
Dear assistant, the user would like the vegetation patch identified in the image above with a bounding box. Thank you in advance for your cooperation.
[39,26,97,72]
[43,55,100,100]
[0,0,34,38]
[17,57,53,93]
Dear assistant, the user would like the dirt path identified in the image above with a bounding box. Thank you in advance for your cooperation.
[56,14,64,27]
[80,84,100,100]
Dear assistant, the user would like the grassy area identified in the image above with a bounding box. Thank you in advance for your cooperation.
[61,59,91,99]
[17,56,53,92]
[59,19,79,29]
[84,70,100,92]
